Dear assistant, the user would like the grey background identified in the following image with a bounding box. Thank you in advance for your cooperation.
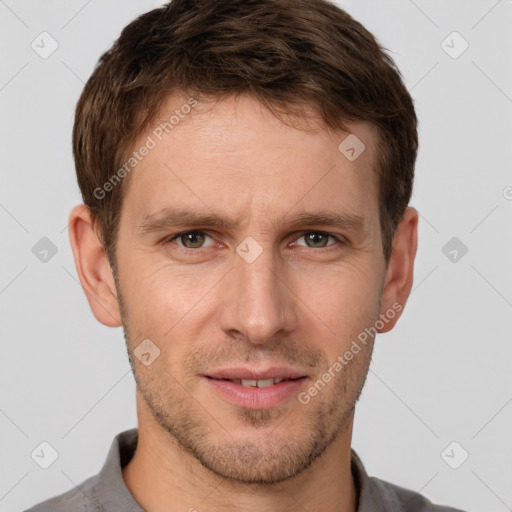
[1,1,511,511]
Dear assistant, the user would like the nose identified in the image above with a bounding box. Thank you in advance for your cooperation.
[218,244,297,346]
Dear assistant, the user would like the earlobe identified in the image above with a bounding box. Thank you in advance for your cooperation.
[68,204,122,327]
[378,207,418,333]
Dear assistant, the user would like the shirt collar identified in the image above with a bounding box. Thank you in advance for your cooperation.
[350,447,390,512]
[95,428,144,512]
[96,428,387,512]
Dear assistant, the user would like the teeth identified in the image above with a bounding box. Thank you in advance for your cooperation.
[256,378,274,388]
[238,378,285,388]
[241,379,257,387]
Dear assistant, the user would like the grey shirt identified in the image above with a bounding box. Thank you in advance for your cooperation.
[24,428,466,512]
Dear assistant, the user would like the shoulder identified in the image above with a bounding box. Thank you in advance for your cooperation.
[369,475,467,512]
[22,474,100,512]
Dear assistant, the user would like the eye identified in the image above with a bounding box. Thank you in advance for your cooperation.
[164,230,344,252]
[167,231,215,249]
[292,231,342,249]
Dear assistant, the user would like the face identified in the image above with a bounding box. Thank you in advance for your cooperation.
[111,94,389,484]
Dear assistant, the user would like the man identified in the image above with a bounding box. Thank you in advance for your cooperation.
[26,0,466,510]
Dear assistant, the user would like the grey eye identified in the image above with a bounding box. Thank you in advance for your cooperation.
[298,232,335,248]
[173,232,214,249]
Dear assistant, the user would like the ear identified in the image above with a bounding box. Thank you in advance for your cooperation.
[68,204,122,327]
[377,207,418,333]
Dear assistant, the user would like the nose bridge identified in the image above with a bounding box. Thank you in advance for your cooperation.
[219,240,296,344]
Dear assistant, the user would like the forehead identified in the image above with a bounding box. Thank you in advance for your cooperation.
[121,93,380,229]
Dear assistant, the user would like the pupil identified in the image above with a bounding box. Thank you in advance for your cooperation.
[183,233,204,248]
[307,233,327,248]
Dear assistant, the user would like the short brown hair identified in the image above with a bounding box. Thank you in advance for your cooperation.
[73,0,417,270]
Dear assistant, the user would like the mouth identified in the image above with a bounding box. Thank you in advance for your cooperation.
[206,376,305,388]
[202,368,309,409]
[204,366,308,385]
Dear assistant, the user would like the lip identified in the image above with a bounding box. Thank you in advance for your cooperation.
[202,367,309,410]
[204,366,307,381]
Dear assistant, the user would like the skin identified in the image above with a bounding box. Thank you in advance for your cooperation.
[68,93,418,512]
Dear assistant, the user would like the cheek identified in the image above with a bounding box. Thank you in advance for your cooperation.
[122,260,217,343]
[295,261,381,323]
[291,262,382,364]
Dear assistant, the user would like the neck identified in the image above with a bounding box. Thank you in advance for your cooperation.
[122,397,358,512]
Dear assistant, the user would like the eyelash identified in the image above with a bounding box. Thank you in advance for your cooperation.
[163,230,345,252]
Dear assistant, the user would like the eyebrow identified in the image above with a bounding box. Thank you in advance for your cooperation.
[135,207,368,236]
